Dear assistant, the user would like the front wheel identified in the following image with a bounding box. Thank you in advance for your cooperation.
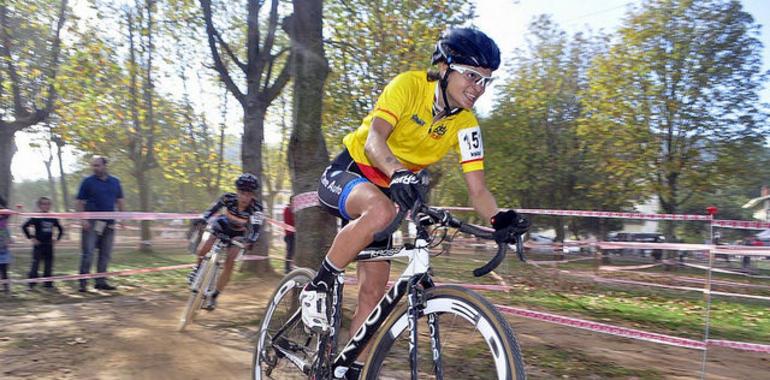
[253,267,318,380]
[361,285,526,380]
[177,255,217,332]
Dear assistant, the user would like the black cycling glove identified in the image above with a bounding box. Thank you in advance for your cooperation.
[389,169,423,212]
[490,210,530,244]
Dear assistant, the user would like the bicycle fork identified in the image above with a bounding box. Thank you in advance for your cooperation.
[406,276,424,380]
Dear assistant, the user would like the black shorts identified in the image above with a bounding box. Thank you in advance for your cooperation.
[318,149,392,249]
[207,215,246,242]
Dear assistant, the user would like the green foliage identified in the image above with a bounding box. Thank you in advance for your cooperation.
[483,16,612,238]
[0,0,64,116]
[579,0,769,228]
[323,0,475,150]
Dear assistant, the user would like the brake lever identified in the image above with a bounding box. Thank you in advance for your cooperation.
[515,235,526,262]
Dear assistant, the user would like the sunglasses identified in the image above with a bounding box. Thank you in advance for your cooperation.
[449,64,495,88]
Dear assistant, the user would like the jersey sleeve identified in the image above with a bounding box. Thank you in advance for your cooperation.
[370,73,415,126]
[201,195,225,220]
[455,125,485,173]
[247,207,265,242]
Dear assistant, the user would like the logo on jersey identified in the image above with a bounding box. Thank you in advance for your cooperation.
[411,114,425,126]
[429,125,447,140]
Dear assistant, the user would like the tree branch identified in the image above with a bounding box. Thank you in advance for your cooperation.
[213,28,246,72]
[200,0,245,105]
[264,53,291,103]
[42,0,68,116]
[0,3,30,120]
[257,0,279,80]
[246,0,261,90]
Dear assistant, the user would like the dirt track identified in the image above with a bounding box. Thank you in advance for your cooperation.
[1,277,767,379]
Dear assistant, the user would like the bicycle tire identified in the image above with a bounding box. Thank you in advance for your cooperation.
[361,285,526,380]
[253,267,317,380]
[177,254,218,332]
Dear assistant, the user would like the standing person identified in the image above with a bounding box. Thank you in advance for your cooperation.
[22,197,64,289]
[76,156,124,292]
[187,173,264,310]
[301,28,528,373]
[0,196,12,294]
[283,196,295,274]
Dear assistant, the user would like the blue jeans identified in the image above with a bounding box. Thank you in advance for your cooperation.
[79,224,115,287]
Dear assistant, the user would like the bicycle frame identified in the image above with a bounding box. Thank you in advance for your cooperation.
[268,235,438,379]
[262,204,528,379]
[191,238,245,295]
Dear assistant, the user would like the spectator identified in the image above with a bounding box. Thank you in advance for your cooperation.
[0,195,11,294]
[76,156,124,292]
[22,196,63,290]
[283,196,295,274]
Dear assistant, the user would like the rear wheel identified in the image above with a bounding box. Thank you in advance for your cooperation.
[253,268,319,380]
[177,255,217,332]
[361,285,526,380]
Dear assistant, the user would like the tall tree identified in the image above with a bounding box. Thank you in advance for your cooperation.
[125,1,160,250]
[580,0,769,238]
[485,16,605,240]
[0,0,67,201]
[323,0,474,147]
[200,0,292,273]
[285,0,336,268]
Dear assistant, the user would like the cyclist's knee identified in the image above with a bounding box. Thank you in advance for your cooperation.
[358,276,388,307]
[361,196,396,229]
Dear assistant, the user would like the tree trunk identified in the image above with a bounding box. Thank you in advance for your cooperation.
[44,151,58,210]
[136,167,153,252]
[0,129,15,202]
[240,103,273,274]
[54,137,70,211]
[287,0,336,270]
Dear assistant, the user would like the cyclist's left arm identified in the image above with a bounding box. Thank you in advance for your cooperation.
[246,208,265,243]
[463,170,498,221]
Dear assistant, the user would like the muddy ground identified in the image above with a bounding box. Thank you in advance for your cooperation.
[1,276,767,379]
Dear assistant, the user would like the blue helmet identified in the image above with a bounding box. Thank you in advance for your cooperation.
[431,27,501,71]
[235,173,259,192]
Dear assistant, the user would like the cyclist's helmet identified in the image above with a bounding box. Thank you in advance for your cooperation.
[431,27,500,71]
[235,173,260,193]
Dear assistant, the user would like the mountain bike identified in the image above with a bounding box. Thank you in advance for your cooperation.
[252,203,529,379]
[177,235,246,332]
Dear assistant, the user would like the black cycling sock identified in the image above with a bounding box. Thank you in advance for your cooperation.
[308,257,343,292]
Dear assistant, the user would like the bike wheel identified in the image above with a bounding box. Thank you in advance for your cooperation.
[253,268,318,380]
[177,255,217,332]
[361,285,526,380]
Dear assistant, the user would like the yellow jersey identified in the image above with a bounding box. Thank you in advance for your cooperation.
[343,71,485,187]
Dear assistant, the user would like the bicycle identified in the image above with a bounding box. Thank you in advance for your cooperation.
[177,234,246,332]
[252,203,529,379]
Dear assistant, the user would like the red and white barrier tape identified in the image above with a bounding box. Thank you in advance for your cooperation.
[442,206,713,222]
[587,276,770,302]
[527,256,595,265]
[0,263,195,285]
[292,191,321,213]
[494,304,770,354]
[712,219,770,230]
[599,263,663,271]
[5,261,768,354]
[0,209,295,232]
[596,241,770,257]
[674,262,770,279]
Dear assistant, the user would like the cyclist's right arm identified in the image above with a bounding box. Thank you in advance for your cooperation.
[200,195,224,222]
[364,117,405,178]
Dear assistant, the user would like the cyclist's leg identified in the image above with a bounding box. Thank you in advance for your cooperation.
[216,245,240,292]
[196,233,216,266]
[325,184,395,268]
[352,260,390,359]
